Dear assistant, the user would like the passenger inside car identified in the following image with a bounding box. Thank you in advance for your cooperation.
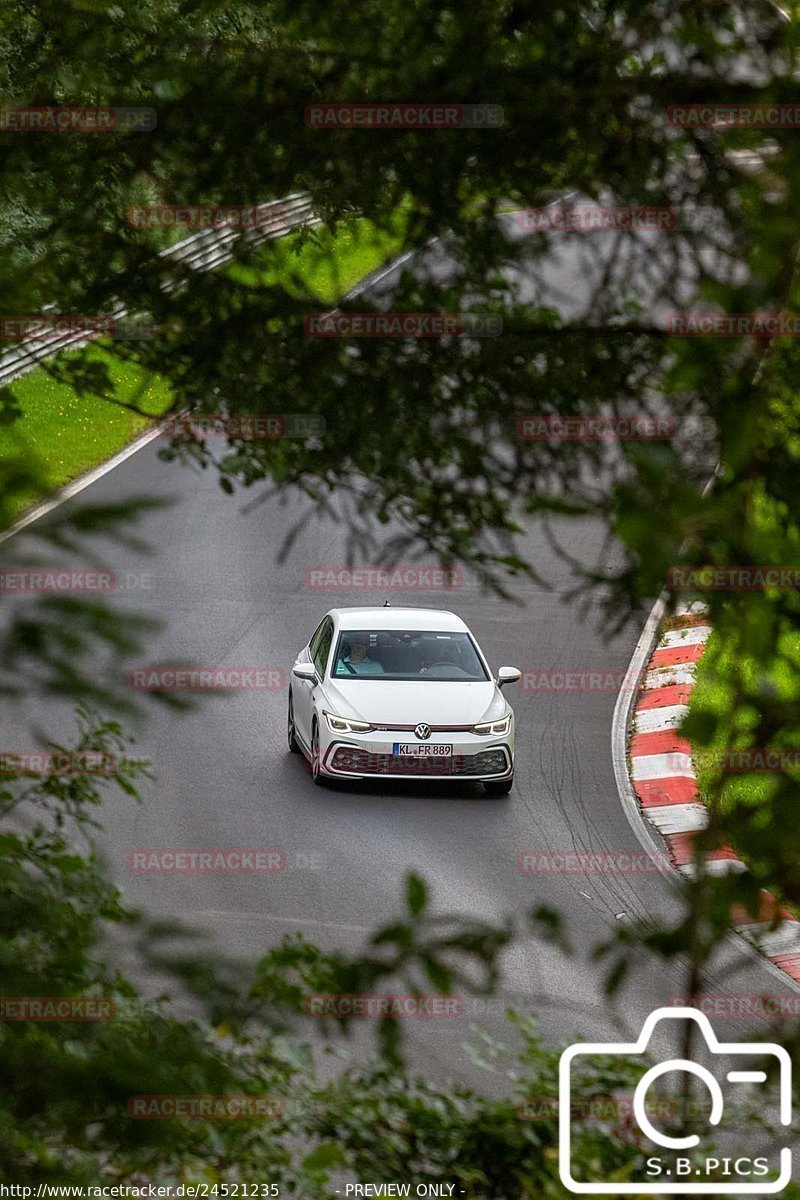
[335,633,385,675]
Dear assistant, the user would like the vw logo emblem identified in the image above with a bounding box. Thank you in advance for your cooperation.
[414,722,432,740]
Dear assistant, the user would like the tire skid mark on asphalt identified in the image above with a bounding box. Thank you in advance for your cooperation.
[533,674,653,930]
[565,715,655,926]
[554,684,649,922]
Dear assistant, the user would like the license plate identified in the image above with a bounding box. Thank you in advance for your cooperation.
[393,743,453,757]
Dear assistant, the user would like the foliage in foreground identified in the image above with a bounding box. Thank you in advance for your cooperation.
[1,709,798,1197]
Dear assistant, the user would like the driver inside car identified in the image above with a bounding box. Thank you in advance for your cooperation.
[419,639,460,674]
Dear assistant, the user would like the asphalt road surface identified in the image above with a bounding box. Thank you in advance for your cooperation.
[4,218,797,1098]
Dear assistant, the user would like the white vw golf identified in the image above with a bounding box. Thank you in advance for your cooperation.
[288,606,521,794]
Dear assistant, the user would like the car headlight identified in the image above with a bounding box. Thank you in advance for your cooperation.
[472,714,512,736]
[324,710,373,734]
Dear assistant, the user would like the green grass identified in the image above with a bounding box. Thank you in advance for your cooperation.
[1,211,409,528]
[3,348,175,522]
[226,208,409,298]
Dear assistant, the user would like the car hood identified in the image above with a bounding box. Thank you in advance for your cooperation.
[324,679,504,726]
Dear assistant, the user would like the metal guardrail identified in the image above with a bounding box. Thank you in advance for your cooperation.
[0,192,316,388]
[161,191,315,281]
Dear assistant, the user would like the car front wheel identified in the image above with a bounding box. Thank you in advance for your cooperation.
[484,774,513,797]
[310,720,325,786]
[288,692,300,754]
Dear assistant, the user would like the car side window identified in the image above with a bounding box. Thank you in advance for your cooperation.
[313,618,333,676]
[308,618,327,661]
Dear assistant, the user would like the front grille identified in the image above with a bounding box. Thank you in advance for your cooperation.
[369,725,475,732]
[329,747,509,777]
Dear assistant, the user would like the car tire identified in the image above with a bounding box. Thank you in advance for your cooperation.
[310,720,325,786]
[484,775,513,797]
[288,692,301,754]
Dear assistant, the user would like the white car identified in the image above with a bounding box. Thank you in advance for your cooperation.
[287,606,521,795]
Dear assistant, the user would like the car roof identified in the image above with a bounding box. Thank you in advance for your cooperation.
[330,607,469,633]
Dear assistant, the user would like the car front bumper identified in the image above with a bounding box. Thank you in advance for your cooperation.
[320,728,514,781]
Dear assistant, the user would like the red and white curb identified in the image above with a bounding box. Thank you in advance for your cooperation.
[628,600,800,985]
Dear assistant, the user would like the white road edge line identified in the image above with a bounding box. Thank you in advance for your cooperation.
[611,594,672,867]
[0,425,167,548]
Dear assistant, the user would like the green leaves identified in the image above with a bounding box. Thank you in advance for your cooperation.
[405,870,428,917]
[300,1142,346,1172]
[528,905,572,956]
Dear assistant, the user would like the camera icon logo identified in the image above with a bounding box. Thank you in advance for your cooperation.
[559,1007,792,1194]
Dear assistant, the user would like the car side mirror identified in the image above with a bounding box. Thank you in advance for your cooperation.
[497,666,521,688]
[292,662,317,682]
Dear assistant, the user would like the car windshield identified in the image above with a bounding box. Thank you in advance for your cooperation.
[331,630,489,681]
